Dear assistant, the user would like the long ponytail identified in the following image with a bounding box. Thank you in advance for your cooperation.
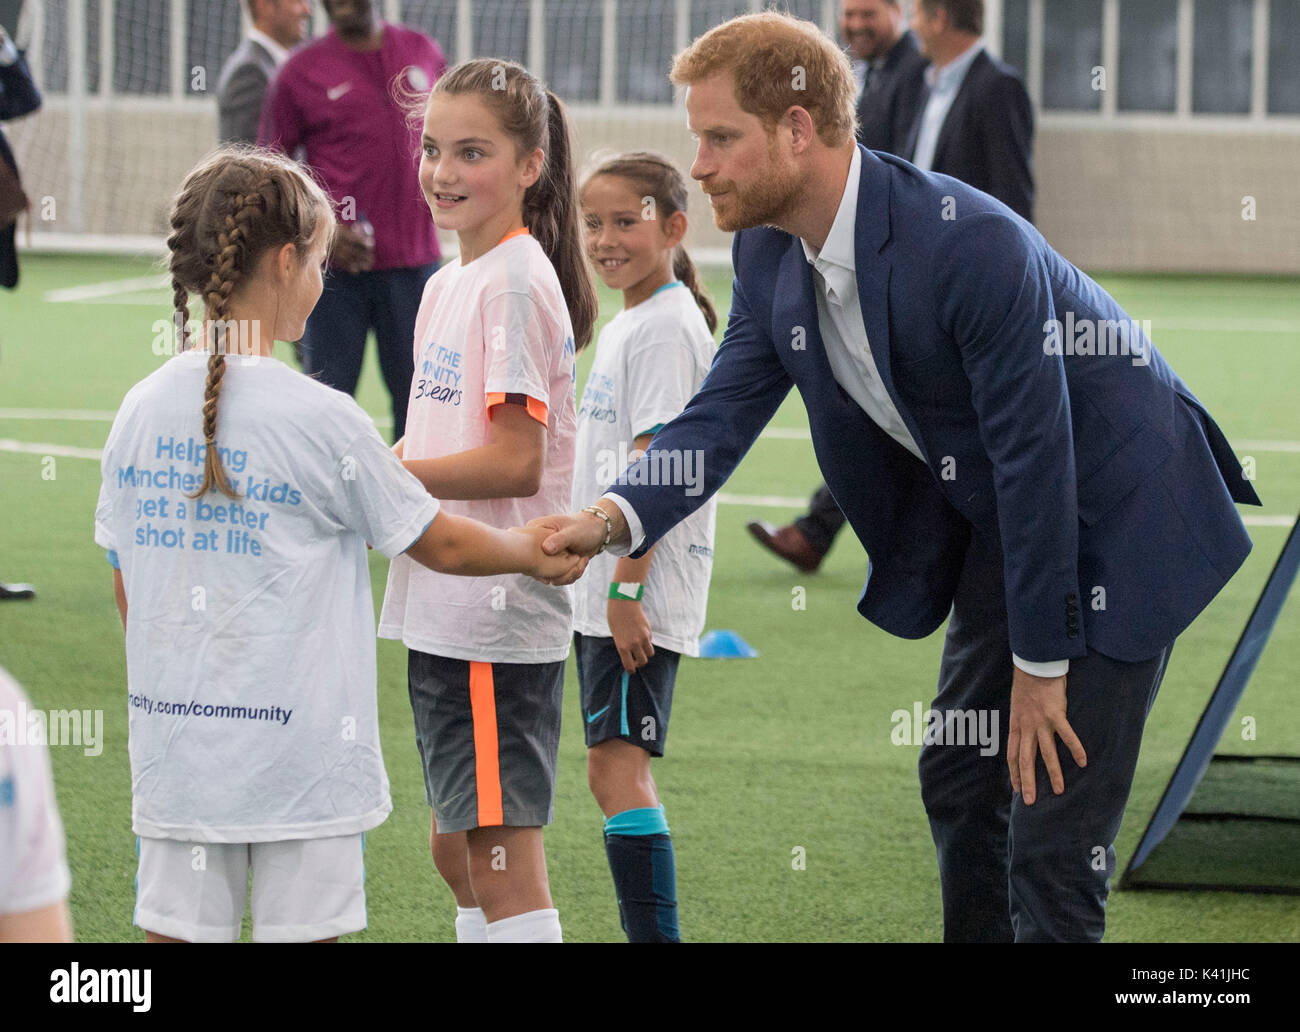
[524,90,597,351]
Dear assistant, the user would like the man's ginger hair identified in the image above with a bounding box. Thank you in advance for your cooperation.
[670,11,858,148]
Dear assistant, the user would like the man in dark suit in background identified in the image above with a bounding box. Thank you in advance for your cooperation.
[0,21,39,601]
[846,0,927,155]
[907,0,1034,221]
[216,0,311,145]
[747,0,929,572]
[0,21,38,291]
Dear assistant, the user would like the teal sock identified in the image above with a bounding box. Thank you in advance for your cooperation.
[603,805,680,943]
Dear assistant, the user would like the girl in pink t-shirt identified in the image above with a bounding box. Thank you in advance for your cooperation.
[379,58,596,944]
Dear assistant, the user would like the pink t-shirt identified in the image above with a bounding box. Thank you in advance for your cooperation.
[258,23,445,271]
[378,231,578,663]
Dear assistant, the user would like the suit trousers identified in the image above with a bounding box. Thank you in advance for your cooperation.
[302,263,437,441]
[795,483,848,556]
[918,529,1171,942]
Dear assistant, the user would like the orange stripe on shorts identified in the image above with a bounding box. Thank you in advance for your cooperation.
[468,661,504,826]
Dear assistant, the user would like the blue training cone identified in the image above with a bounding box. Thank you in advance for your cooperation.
[697,629,758,659]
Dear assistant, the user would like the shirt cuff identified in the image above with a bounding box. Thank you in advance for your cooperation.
[0,37,18,66]
[1012,654,1069,678]
[600,493,644,557]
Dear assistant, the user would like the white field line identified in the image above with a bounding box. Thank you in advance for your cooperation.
[0,441,1291,529]
[0,439,104,460]
[43,274,169,303]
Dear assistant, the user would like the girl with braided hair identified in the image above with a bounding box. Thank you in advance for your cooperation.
[572,151,718,942]
[93,146,583,944]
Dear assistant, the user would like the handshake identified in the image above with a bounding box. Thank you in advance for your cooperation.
[402,503,627,586]
[514,504,630,586]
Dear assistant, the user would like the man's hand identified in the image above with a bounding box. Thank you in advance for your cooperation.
[1007,666,1087,805]
[508,526,589,586]
[330,223,375,274]
[527,504,626,559]
[607,598,654,672]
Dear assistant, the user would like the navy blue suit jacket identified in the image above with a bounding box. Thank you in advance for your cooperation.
[613,147,1259,664]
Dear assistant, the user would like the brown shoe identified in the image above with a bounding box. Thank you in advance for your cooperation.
[745,520,824,573]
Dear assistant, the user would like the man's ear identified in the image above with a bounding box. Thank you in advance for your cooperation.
[787,105,817,155]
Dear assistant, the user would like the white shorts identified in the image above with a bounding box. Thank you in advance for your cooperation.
[133,834,367,943]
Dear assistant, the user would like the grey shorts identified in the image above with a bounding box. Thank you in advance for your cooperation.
[407,650,564,833]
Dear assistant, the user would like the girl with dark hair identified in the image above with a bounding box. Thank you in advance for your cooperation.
[572,151,718,942]
[379,59,596,943]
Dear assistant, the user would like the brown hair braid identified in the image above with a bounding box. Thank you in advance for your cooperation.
[581,151,718,334]
[430,59,598,351]
[166,145,335,500]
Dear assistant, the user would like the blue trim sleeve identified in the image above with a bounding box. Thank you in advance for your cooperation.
[105,549,121,570]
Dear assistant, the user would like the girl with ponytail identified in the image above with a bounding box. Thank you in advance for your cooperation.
[570,150,720,942]
[378,59,596,944]
[93,145,581,944]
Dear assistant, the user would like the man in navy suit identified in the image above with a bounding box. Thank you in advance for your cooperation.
[906,0,1034,221]
[748,0,929,572]
[534,12,1259,942]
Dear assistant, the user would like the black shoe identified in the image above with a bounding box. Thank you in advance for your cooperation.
[0,582,36,600]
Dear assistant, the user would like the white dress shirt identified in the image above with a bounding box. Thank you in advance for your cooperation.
[246,26,291,68]
[911,39,984,172]
[607,145,1068,677]
[0,33,18,66]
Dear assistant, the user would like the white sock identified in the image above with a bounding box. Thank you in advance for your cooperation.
[485,907,563,943]
[454,906,488,943]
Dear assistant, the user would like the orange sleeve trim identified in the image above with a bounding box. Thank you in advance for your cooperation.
[468,661,504,827]
[486,392,549,427]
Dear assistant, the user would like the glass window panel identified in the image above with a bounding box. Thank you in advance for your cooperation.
[401,0,457,60]
[42,0,70,93]
[547,0,601,102]
[1118,0,1177,111]
[114,0,169,95]
[1192,0,1253,114]
[1267,0,1300,113]
[617,0,673,103]
[187,0,242,98]
[690,0,749,39]
[1042,0,1102,111]
[1001,0,1029,78]
[472,0,528,64]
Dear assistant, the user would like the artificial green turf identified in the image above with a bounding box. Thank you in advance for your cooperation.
[1,254,1297,942]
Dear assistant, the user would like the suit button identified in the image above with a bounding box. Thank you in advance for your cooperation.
[1067,629,1079,639]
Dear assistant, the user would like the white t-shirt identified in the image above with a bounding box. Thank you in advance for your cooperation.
[379,231,578,663]
[94,351,438,843]
[571,282,717,656]
[0,667,72,915]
